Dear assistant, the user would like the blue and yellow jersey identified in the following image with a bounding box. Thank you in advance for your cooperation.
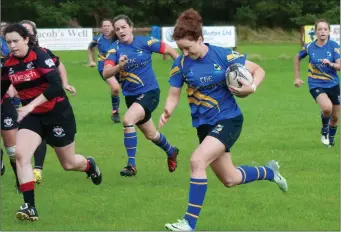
[105,36,166,96]
[298,40,340,89]
[89,34,114,72]
[0,36,9,67]
[169,44,245,128]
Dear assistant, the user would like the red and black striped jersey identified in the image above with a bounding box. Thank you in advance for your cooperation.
[1,46,66,113]
[41,47,60,67]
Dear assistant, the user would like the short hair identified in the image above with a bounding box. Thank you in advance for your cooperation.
[19,20,38,36]
[113,15,133,27]
[172,8,203,41]
[314,19,330,31]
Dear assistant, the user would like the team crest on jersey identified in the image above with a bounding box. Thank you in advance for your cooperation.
[53,126,65,137]
[136,50,143,56]
[26,62,34,70]
[213,64,221,71]
[147,37,159,46]
[327,51,331,57]
[3,117,13,127]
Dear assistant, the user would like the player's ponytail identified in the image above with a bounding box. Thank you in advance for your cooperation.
[173,8,203,41]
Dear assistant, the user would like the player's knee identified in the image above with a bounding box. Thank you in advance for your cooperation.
[322,108,332,116]
[111,88,120,96]
[330,114,339,124]
[15,148,31,164]
[222,178,238,188]
[122,116,134,126]
[5,146,16,162]
[190,156,206,171]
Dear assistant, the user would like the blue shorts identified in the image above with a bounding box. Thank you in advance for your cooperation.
[196,114,244,152]
[125,88,160,125]
[310,84,340,105]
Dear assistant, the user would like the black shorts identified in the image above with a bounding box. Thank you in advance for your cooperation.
[1,98,18,131]
[310,84,340,105]
[196,114,244,152]
[98,70,121,83]
[19,106,77,148]
[125,88,160,125]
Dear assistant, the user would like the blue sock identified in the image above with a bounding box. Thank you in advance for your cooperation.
[152,133,175,157]
[112,95,120,112]
[183,178,207,230]
[124,131,137,167]
[237,165,274,184]
[329,126,337,143]
[321,114,330,128]
[11,97,21,109]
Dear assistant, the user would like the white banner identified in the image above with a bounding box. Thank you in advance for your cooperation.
[162,26,236,48]
[36,28,93,51]
[330,25,340,45]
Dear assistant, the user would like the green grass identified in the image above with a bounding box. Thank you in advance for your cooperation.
[1,43,340,231]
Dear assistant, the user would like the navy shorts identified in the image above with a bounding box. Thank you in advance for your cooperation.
[1,98,18,131]
[310,84,340,105]
[19,106,77,148]
[125,88,160,125]
[98,70,121,83]
[196,114,244,152]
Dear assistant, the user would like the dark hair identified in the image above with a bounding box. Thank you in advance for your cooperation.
[4,23,38,48]
[173,8,203,41]
[113,15,133,27]
[314,19,330,31]
[101,18,117,41]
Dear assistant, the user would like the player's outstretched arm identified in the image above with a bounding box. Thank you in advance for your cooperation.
[163,44,180,60]
[159,87,182,129]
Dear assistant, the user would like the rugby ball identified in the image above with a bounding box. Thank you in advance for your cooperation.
[225,63,253,88]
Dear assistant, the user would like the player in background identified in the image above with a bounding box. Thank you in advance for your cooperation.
[294,19,340,147]
[88,19,121,123]
[160,9,288,231]
[20,20,77,183]
[103,15,180,177]
[0,21,9,176]
[2,24,102,221]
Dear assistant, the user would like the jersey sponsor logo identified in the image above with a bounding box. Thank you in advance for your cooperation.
[147,37,159,46]
[9,70,38,83]
[45,58,55,67]
[8,68,14,75]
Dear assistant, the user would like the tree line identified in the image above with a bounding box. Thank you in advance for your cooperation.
[2,0,339,29]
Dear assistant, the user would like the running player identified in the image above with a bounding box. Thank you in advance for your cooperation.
[2,24,102,221]
[20,20,76,183]
[88,19,121,123]
[160,9,288,231]
[294,19,340,147]
[103,15,180,176]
